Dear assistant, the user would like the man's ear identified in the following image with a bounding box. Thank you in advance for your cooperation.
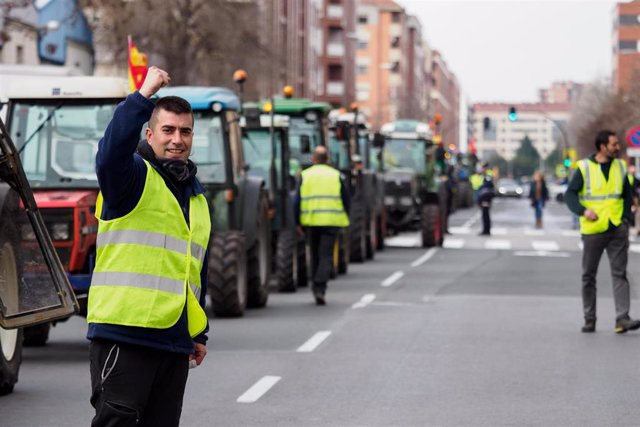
[145,127,152,144]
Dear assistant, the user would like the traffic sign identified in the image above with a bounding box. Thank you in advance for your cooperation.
[626,126,640,148]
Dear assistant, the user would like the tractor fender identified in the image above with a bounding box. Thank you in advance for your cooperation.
[241,176,266,250]
[0,183,18,215]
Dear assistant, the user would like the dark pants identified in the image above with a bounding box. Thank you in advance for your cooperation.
[307,226,339,294]
[480,203,491,234]
[89,339,189,427]
[581,223,631,322]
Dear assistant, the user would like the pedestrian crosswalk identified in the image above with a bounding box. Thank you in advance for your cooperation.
[386,227,584,252]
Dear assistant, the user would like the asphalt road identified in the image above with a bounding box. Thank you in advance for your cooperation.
[4,197,640,426]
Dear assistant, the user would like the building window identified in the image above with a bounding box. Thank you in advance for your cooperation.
[619,40,639,53]
[357,65,368,75]
[619,14,640,26]
[358,15,368,24]
[356,89,369,102]
[16,45,24,64]
[391,12,401,23]
[391,62,399,73]
[358,40,368,49]
[391,36,400,48]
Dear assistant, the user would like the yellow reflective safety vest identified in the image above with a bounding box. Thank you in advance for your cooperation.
[470,173,484,190]
[300,164,350,227]
[577,158,626,235]
[88,159,211,337]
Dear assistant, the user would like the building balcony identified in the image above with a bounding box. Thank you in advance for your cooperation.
[327,5,344,19]
[327,42,345,57]
[327,81,345,96]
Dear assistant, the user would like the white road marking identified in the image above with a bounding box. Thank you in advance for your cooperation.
[352,294,376,309]
[449,226,471,234]
[630,244,640,254]
[578,242,584,250]
[382,271,405,287]
[385,233,420,247]
[514,250,571,258]
[297,331,332,353]
[443,238,465,249]
[410,248,437,267]
[562,230,581,237]
[462,212,480,228]
[237,376,282,403]
[484,239,512,250]
[524,229,546,236]
[532,241,560,251]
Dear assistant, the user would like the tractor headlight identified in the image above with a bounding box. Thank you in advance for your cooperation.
[399,196,413,206]
[384,196,395,206]
[51,223,70,241]
[20,224,36,241]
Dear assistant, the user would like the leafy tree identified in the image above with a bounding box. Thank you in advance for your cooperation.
[511,136,540,178]
[487,153,508,177]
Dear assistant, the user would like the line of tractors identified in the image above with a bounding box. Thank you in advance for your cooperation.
[0,69,476,395]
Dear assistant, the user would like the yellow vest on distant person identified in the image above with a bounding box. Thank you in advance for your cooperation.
[88,159,211,337]
[300,164,349,227]
[577,158,625,235]
[470,173,484,190]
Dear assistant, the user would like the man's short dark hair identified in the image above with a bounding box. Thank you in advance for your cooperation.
[149,96,193,129]
[595,130,616,151]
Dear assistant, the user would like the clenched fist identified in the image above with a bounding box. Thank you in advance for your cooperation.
[139,66,171,99]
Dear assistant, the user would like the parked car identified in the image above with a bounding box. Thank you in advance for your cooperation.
[496,178,524,198]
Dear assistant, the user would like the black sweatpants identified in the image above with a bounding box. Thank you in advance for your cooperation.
[89,339,189,427]
[307,226,339,294]
[480,203,491,234]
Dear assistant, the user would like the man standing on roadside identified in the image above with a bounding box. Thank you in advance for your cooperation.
[565,130,640,334]
[88,66,210,426]
[295,146,350,305]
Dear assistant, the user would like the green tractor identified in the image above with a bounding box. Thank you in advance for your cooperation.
[240,103,307,292]
[378,120,447,247]
[327,108,385,262]
[158,86,272,317]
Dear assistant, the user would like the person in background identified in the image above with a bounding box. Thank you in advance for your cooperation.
[529,171,549,229]
[628,163,640,235]
[564,130,640,334]
[477,162,495,235]
[294,146,350,305]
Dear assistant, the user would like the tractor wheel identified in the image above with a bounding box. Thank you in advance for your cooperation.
[276,230,297,293]
[338,231,348,275]
[246,197,271,308]
[23,322,51,347]
[349,201,367,263]
[208,231,247,317]
[0,234,21,396]
[421,204,441,248]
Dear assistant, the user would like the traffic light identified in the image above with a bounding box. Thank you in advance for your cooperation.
[508,106,518,122]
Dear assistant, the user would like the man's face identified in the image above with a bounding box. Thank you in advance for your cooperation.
[145,109,194,162]
[600,135,621,159]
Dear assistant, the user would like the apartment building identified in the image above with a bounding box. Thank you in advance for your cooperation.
[431,50,460,150]
[613,0,640,93]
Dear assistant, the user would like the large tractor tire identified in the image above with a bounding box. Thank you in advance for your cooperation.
[208,231,248,317]
[365,211,377,260]
[246,197,271,308]
[349,201,367,263]
[421,204,441,248]
[276,230,297,293]
[0,234,21,396]
[23,322,51,347]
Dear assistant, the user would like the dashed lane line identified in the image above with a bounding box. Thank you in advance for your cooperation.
[381,271,405,287]
[443,238,465,249]
[352,294,376,309]
[410,248,437,267]
[531,240,560,251]
[237,376,281,403]
[297,331,332,353]
[484,239,512,250]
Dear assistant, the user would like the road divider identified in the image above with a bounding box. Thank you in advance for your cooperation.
[352,294,376,309]
[297,331,332,352]
[237,376,281,403]
[382,270,405,287]
[410,248,437,267]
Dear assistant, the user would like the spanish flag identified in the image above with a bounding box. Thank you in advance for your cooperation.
[128,35,148,93]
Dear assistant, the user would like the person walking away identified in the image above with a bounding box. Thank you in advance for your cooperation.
[295,146,350,305]
[477,163,495,235]
[87,66,210,426]
[529,171,549,228]
[564,130,640,334]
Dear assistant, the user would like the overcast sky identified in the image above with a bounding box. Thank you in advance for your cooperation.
[396,0,618,103]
